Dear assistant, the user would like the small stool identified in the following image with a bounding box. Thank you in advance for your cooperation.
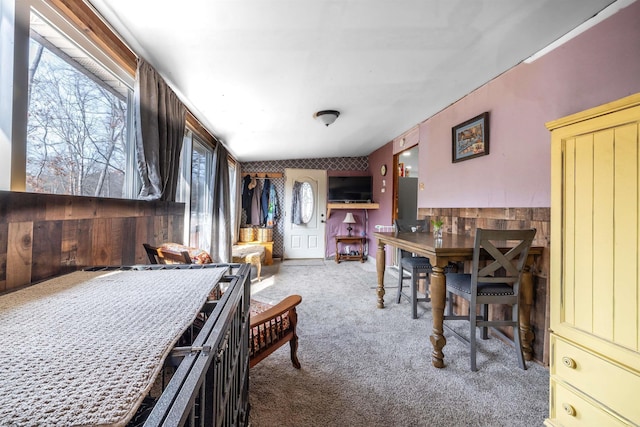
[397,255,432,319]
[232,245,266,281]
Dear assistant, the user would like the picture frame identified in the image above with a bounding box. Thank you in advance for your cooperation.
[452,112,489,163]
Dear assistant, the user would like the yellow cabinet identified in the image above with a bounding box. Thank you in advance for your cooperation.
[546,93,640,426]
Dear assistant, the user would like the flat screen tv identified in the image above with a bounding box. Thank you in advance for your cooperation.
[328,176,373,203]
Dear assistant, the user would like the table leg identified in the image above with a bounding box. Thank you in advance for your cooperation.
[429,265,447,368]
[376,240,386,308]
[519,265,535,361]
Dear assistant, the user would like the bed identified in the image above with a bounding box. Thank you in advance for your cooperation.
[0,263,251,426]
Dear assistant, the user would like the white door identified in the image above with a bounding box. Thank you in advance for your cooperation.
[284,168,327,259]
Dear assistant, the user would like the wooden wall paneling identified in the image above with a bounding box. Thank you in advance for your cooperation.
[167,214,177,243]
[0,192,8,220]
[6,193,45,223]
[91,218,111,266]
[76,219,93,267]
[154,216,169,244]
[61,220,79,271]
[2,192,184,288]
[533,276,549,363]
[32,220,63,282]
[171,214,182,243]
[0,223,7,291]
[135,216,151,264]
[6,221,33,290]
[120,217,137,265]
[44,196,68,221]
[109,217,124,266]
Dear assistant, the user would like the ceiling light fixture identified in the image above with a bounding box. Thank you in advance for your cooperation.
[313,110,340,127]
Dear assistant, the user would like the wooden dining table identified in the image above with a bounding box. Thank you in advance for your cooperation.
[374,231,543,368]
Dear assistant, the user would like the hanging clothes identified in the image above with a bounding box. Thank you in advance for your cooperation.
[250,179,262,226]
[266,182,279,227]
[291,181,303,225]
[260,178,271,225]
[241,175,253,225]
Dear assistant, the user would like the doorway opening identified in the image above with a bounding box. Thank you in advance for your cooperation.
[393,145,420,223]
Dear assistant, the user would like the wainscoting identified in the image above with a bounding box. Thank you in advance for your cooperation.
[418,207,551,365]
[0,191,184,292]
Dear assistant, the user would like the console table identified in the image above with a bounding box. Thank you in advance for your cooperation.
[334,236,366,263]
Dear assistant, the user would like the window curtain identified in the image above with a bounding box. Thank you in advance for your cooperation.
[234,166,242,244]
[210,143,231,263]
[134,59,186,201]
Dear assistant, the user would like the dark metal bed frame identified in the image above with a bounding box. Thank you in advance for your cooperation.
[87,263,251,427]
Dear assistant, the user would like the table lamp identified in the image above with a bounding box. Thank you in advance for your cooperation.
[343,212,356,237]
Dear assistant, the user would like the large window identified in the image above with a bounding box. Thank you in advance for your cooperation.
[25,6,134,197]
[190,139,213,250]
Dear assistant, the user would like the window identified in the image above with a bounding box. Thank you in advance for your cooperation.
[23,3,136,197]
[189,137,214,251]
[300,181,314,224]
[178,131,232,253]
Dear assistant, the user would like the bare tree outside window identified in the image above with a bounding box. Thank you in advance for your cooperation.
[26,38,128,197]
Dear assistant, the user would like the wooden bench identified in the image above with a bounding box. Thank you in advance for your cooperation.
[232,244,266,281]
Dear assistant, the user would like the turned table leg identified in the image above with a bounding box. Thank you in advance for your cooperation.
[376,240,386,309]
[429,265,447,368]
[519,265,535,361]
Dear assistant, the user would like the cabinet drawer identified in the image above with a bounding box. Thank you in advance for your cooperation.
[551,335,640,424]
[549,380,625,426]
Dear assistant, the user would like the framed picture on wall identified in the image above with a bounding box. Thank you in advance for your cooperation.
[452,112,489,163]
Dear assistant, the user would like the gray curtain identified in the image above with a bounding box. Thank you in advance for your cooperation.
[234,166,242,244]
[291,181,303,225]
[210,143,231,263]
[134,59,186,201]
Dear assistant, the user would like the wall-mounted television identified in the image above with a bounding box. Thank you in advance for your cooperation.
[328,176,373,203]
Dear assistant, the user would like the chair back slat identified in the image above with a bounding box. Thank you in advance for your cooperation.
[472,229,536,292]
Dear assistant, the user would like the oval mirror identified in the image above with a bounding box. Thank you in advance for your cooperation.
[300,181,314,224]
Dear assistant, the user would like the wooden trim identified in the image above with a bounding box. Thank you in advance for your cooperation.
[49,0,137,75]
[327,202,379,218]
[546,92,640,131]
[187,113,216,147]
[242,173,283,179]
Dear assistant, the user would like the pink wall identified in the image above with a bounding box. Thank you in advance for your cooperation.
[365,142,395,260]
[410,1,640,208]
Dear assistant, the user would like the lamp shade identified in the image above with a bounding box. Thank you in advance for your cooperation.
[343,212,356,224]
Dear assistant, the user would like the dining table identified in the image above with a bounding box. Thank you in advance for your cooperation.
[373,230,543,368]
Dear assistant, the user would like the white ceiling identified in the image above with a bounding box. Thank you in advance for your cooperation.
[88,0,621,162]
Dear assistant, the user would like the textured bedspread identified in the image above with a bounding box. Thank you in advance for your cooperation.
[0,268,226,426]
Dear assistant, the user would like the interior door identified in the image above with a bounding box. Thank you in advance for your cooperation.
[283,168,326,259]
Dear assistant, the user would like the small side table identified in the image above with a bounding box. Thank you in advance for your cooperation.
[335,236,366,263]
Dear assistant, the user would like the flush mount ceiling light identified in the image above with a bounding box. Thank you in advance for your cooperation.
[313,110,340,127]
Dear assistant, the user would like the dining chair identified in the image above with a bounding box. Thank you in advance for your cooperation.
[394,219,432,319]
[444,228,536,371]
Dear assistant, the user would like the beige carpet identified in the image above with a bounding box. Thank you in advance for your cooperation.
[249,260,549,427]
[0,268,226,426]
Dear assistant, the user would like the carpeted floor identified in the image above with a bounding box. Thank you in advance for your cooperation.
[248,259,549,427]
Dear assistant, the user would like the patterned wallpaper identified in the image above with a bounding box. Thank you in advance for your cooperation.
[241,156,369,258]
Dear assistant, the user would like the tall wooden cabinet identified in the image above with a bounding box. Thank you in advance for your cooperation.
[546,94,640,426]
